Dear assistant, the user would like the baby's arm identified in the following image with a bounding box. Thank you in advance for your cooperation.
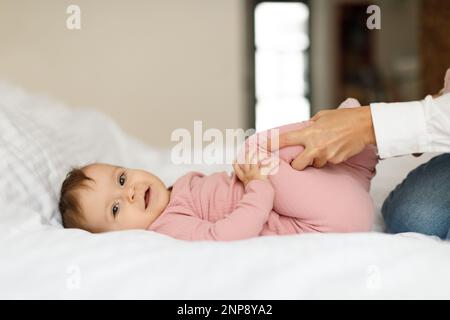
[160,153,275,241]
[163,180,274,241]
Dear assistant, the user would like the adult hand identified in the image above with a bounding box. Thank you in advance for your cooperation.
[273,106,376,170]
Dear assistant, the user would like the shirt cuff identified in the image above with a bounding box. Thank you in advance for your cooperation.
[370,99,429,158]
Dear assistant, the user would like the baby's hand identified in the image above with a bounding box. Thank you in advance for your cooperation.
[233,148,273,187]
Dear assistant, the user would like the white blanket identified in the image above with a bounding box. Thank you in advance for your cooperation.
[1,224,449,299]
[1,83,449,299]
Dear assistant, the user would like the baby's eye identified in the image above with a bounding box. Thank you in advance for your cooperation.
[118,172,126,186]
[112,202,120,217]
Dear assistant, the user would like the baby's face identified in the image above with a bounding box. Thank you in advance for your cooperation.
[78,163,170,232]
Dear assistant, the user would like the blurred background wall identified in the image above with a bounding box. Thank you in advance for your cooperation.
[421,0,450,95]
[1,0,449,148]
[311,0,423,111]
[0,0,250,148]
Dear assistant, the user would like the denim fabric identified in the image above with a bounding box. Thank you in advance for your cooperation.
[382,154,450,240]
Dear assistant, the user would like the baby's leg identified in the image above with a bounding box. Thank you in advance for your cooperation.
[240,121,374,233]
[269,160,374,233]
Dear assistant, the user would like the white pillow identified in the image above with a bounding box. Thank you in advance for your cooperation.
[0,82,238,230]
[0,82,160,226]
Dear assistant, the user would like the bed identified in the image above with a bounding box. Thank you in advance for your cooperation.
[1,82,449,299]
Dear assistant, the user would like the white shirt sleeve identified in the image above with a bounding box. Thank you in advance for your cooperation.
[370,93,450,159]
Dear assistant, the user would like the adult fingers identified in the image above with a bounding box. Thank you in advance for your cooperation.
[269,130,308,151]
[312,155,327,168]
[290,149,315,171]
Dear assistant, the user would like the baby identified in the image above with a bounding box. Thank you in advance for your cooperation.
[59,99,378,241]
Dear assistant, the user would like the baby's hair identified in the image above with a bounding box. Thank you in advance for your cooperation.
[58,166,94,230]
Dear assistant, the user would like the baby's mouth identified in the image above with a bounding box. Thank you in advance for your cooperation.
[144,187,151,209]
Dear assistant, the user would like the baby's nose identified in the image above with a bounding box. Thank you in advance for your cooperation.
[127,186,135,202]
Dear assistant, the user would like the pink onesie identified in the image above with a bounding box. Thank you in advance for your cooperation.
[148,100,378,241]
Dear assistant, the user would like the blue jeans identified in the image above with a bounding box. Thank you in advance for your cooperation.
[382,154,450,240]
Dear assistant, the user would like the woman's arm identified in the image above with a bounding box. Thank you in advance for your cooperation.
[371,93,450,158]
[273,69,450,170]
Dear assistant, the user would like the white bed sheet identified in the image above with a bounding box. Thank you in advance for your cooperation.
[2,147,449,299]
[1,83,449,299]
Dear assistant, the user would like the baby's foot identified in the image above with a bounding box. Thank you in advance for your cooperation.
[338,97,361,109]
[444,68,450,94]
[436,68,450,97]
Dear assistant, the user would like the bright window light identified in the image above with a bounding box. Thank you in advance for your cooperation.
[255,2,310,131]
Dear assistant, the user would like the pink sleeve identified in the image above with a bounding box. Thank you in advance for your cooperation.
[163,180,275,241]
